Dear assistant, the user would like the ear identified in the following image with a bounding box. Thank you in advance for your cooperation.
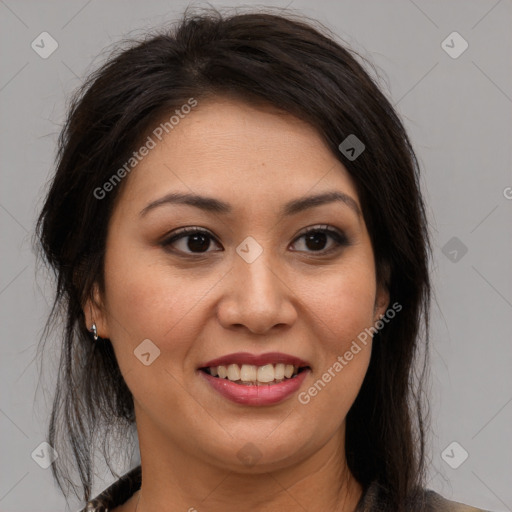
[84,282,110,339]
[373,261,391,322]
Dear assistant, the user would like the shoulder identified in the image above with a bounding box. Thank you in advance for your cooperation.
[77,465,142,512]
[423,489,493,512]
[357,480,492,512]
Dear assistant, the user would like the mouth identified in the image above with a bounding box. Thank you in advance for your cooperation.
[199,363,311,386]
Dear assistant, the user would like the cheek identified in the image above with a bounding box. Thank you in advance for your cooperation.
[298,260,377,349]
[294,265,376,427]
[101,252,215,413]
[101,239,208,363]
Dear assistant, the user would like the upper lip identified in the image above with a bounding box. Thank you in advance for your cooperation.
[198,352,311,369]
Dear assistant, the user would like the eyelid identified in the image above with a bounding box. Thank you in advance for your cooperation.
[294,224,343,239]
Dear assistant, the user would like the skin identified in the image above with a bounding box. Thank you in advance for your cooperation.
[86,97,389,512]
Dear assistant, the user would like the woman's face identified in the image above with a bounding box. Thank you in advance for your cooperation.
[88,97,389,473]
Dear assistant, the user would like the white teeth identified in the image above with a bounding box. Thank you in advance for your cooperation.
[240,364,257,382]
[227,364,240,381]
[284,364,294,378]
[207,363,303,384]
[257,364,275,383]
[274,363,285,380]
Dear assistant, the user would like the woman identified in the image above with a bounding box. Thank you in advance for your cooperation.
[36,8,490,512]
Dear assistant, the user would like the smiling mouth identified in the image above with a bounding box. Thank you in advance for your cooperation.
[199,363,310,386]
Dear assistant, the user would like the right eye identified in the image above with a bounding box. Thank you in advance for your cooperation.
[160,227,223,256]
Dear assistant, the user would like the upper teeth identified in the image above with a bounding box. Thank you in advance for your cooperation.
[209,363,299,383]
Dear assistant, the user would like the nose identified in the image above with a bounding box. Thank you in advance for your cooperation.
[216,248,298,335]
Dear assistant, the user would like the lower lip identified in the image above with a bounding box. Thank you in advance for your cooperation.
[199,369,310,406]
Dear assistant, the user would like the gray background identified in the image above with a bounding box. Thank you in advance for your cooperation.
[1,1,511,511]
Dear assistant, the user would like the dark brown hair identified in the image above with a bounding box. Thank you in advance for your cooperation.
[36,7,432,511]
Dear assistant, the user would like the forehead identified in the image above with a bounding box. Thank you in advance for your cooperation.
[116,98,360,216]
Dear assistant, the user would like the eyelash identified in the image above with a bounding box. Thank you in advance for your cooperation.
[160,225,349,257]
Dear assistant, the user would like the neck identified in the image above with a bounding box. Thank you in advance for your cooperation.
[131,420,363,512]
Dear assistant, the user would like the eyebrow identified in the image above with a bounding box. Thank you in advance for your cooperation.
[139,190,362,219]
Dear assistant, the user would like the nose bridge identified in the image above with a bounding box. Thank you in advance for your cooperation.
[235,240,282,305]
[217,236,297,333]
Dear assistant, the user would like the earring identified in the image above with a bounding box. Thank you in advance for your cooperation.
[90,323,98,341]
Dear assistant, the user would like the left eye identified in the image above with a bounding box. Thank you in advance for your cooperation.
[160,226,348,255]
[290,226,348,253]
